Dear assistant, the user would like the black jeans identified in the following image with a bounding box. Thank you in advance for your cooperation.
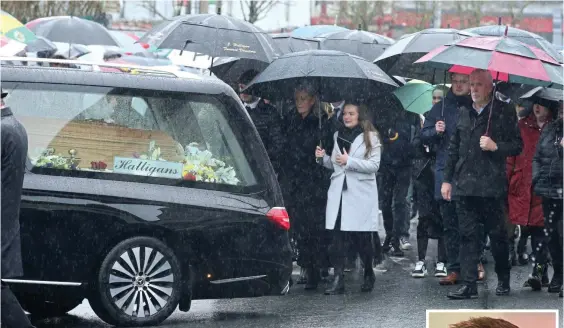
[329,212,374,272]
[1,282,35,328]
[417,215,447,263]
[439,200,460,273]
[457,196,510,286]
[378,165,411,240]
[542,198,563,278]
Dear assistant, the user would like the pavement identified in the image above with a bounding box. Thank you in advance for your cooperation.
[32,217,563,328]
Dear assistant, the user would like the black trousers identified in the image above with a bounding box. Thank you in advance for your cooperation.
[1,282,35,328]
[440,200,460,273]
[417,215,447,263]
[542,198,563,277]
[457,196,510,286]
[378,165,411,239]
[329,211,374,272]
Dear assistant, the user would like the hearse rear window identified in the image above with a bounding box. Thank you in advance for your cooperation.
[3,83,257,189]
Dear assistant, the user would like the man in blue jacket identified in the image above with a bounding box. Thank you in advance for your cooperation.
[421,73,472,285]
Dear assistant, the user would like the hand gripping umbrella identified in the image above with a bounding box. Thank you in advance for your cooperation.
[415,26,563,136]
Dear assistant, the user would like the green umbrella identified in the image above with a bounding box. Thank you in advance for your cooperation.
[392,81,435,115]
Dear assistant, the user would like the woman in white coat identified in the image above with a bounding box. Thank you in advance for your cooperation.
[315,103,382,295]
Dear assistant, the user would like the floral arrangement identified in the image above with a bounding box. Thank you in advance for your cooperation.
[182,142,240,185]
[33,148,80,170]
[133,140,167,161]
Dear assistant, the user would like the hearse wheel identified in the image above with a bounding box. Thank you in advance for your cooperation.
[89,236,182,327]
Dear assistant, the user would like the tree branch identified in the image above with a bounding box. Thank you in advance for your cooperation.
[239,0,248,22]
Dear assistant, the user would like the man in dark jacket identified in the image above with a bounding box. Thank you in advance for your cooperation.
[378,110,418,256]
[442,69,523,299]
[238,70,284,176]
[1,90,35,327]
[421,73,473,285]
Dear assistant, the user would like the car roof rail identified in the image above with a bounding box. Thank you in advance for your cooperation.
[0,56,183,78]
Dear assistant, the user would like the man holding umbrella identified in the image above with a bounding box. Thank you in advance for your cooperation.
[421,73,473,285]
[442,69,522,299]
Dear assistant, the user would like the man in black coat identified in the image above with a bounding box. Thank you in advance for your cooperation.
[421,74,473,285]
[442,70,522,299]
[238,70,284,176]
[1,90,35,327]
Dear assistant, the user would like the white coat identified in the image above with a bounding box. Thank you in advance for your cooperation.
[322,131,381,232]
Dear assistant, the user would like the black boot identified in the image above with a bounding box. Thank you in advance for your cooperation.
[447,285,478,299]
[325,267,345,295]
[361,264,376,292]
[382,235,392,253]
[527,264,544,291]
[389,236,404,257]
[304,266,319,290]
[496,276,511,296]
[548,273,563,293]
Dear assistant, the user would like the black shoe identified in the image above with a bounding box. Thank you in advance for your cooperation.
[548,275,563,293]
[325,268,345,295]
[527,264,544,291]
[496,279,511,296]
[304,267,319,290]
[296,267,307,284]
[517,253,529,266]
[361,271,376,292]
[447,285,478,299]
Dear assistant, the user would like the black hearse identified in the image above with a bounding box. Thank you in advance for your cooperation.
[1,59,292,327]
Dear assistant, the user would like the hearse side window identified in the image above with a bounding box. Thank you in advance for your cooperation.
[3,84,257,189]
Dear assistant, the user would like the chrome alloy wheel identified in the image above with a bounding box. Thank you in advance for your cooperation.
[108,247,174,317]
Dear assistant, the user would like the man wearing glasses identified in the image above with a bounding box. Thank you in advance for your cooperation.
[421,73,473,285]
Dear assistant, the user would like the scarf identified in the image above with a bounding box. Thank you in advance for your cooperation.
[336,125,363,154]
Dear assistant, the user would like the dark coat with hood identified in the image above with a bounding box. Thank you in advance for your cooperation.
[1,106,28,278]
[532,117,563,199]
[443,97,523,198]
[421,89,473,199]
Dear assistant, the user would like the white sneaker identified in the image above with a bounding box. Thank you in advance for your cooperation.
[412,261,427,278]
[434,262,447,277]
[400,237,412,250]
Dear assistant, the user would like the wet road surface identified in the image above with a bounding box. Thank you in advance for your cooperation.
[32,218,563,328]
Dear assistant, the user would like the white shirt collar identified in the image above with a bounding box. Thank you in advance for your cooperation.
[244,98,261,109]
[332,100,345,111]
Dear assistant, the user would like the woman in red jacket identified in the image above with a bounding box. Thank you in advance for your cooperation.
[507,96,555,291]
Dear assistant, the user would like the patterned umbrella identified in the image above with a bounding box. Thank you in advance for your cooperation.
[415,30,563,88]
[0,10,37,44]
[0,35,26,56]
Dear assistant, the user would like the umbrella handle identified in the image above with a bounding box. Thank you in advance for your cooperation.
[484,71,501,137]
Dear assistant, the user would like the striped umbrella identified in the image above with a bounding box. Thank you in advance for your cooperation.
[0,10,37,44]
[415,28,563,88]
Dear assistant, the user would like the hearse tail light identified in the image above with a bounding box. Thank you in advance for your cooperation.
[266,207,290,230]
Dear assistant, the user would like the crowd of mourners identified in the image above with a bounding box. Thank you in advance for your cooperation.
[236,67,563,299]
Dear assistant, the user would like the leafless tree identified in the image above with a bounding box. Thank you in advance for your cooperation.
[455,1,484,29]
[239,0,279,24]
[3,1,104,24]
[335,1,391,31]
[412,1,436,31]
[503,1,535,26]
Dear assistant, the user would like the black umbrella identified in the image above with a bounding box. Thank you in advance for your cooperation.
[271,33,320,54]
[209,57,269,87]
[520,86,563,103]
[463,25,563,63]
[138,14,281,63]
[31,16,119,47]
[374,28,477,82]
[317,26,395,61]
[242,50,398,103]
[25,36,57,55]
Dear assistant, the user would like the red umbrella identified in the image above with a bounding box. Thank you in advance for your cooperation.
[415,26,562,89]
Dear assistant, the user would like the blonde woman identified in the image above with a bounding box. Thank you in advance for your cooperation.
[315,102,382,294]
